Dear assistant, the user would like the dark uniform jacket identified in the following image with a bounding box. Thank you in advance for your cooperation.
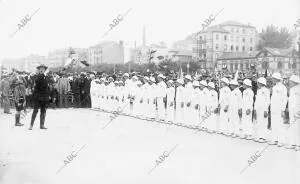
[33,74,50,103]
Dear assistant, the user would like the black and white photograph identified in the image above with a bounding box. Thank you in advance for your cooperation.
[0,0,300,183]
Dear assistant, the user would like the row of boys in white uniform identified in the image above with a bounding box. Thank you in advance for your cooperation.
[90,72,300,150]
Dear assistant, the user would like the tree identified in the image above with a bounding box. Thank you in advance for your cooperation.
[257,25,294,50]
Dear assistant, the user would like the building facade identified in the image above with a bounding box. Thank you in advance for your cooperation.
[193,20,258,69]
[89,41,124,65]
[216,47,300,73]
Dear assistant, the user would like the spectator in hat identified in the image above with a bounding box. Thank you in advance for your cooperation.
[13,76,26,126]
[0,74,12,114]
[55,74,71,108]
[219,77,231,135]
[29,64,49,130]
[228,79,242,137]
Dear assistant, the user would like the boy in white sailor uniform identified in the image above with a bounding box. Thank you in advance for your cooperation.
[228,79,242,137]
[219,78,231,135]
[254,77,270,142]
[175,79,185,126]
[207,82,219,133]
[270,72,287,146]
[286,75,300,150]
[166,80,175,123]
[242,79,254,139]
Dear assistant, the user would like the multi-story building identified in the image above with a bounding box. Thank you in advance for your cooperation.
[88,41,124,65]
[216,47,300,73]
[193,20,258,69]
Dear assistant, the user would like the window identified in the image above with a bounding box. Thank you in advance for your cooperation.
[235,63,238,69]
[242,46,245,51]
[236,46,239,51]
[242,38,245,43]
[224,35,227,41]
[240,63,244,70]
[278,61,283,69]
[236,28,239,33]
[216,44,219,50]
[199,36,202,40]
[224,44,228,51]
[215,53,219,59]
[230,63,233,71]
[216,34,219,40]
[246,63,249,69]
[250,47,253,51]
[231,45,234,51]
[292,61,297,69]
[242,28,245,34]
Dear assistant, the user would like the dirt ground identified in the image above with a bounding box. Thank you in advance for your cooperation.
[0,108,299,184]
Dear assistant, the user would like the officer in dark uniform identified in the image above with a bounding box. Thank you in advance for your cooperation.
[29,64,50,130]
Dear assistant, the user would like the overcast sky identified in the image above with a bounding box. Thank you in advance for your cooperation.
[0,0,299,62]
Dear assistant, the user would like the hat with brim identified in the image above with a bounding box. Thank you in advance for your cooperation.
[230,80,239,86]
[176,79,184,85]
[208,82,215,89]
[289,75,300,84]
[36,64,48,70]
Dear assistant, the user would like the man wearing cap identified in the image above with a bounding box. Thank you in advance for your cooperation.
[13,76,26,126]
[156,74,167,122]
[219,77,231,134]
[166,80,175,123]
[55,74,70,108]
[287,75,300,150]
[254,77,270,142]
[270,72,288,146]
[29,64,49,130]
[228,79,242,137]
[106,77,115,112]
[242,79,254,139]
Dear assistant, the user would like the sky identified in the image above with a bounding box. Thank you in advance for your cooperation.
[0,0,299,62]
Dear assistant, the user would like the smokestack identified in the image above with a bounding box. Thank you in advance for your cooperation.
[143,25,146,47]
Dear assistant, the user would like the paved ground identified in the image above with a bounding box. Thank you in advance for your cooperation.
[0,108,300,184]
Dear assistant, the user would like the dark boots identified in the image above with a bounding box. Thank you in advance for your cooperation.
[40,113,47,129]
[29,111,37,130]
[15,114,24,126]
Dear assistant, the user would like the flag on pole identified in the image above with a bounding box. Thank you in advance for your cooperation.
[234,70,239,81]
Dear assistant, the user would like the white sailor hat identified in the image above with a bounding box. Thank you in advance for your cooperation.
[272,72,282,80]
[185,75,192,81]
[167,80,174,84]
[199,80,207,86]
[176,78,184,85]
[229,80,239,86]
[257,77,266,85]
[243,79,252,87]
[123,73,129,77]
[208,82,215,89]
[150,77,156,82]
[157,74,166,79]
[289,75,300,84]
[220,77,229,84]
[192,81,200,87]
[144,76,149,81]
[132,76,138,80]
[136,80,142,85]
